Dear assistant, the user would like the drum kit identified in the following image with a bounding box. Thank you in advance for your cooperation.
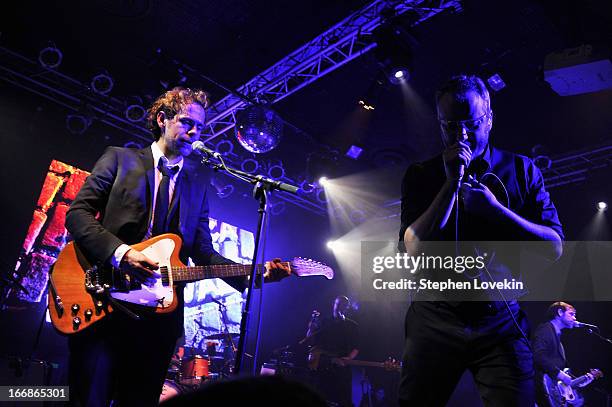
[159,333,239,403]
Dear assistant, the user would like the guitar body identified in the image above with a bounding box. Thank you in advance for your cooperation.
[48,233,333,335]
[557,381,583,406]
[543,373,574,407]
[48,234,185,335]
[542,368,603,407]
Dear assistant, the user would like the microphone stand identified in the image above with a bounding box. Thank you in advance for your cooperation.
[196,150,299,375]
[586,328,612,346]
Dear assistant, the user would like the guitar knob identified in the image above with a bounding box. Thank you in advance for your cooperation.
[84,309,93,321]
[72,317,81,330]
[95,300,104,315]
[71,304,80,316]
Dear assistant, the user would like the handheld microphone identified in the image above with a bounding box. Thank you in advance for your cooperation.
[458,164,465,184]
[191,141,221,159]
[575,321,599,329]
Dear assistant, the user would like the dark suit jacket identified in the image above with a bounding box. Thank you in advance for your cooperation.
[533,321,567,380]
[65,146,244,290]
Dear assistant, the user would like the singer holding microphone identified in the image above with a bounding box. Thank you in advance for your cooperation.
[398,75,564,406]
[65,87,287,406]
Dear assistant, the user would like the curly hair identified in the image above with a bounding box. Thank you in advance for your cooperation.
[146,87,209,140]
[546,301,575,321]
[435,74,491,113]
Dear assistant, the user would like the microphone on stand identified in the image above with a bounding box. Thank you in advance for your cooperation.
[192,141,221,159]
[575,321,599,329]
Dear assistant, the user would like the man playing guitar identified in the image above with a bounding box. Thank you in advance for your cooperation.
[533,302,600,406]
[63,87,287,406]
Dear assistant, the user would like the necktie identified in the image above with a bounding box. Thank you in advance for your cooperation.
[152,158,179,236]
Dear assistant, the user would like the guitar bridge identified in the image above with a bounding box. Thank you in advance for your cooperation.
[84,265,106,295]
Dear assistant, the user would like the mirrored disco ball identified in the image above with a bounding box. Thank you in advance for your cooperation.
[235,105,283,154]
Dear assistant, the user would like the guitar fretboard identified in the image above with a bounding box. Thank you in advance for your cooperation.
[170,262,291,283]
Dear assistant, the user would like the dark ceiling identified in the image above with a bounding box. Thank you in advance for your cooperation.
[4,0,612,185]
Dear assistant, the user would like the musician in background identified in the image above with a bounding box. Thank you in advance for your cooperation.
[532,302,594,406]
[306,295,359,406]
[65,87,285,406]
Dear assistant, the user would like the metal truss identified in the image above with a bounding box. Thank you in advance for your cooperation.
[0,47,153,142]
[0,46,327,214]
[204,0,462,142]
[542,144,612,189]
[0,0,463,217]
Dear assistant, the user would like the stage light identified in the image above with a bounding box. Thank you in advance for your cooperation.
[389,68,409,85]
[597,201,608,211]
[125,102,147,123]
[235,104,283,154]
[241,158,259,173]
[215,139,234,156]
[210,176,235,199]
[318,177,329,186]
[38,45,62,69]
[91,72,114,95]
[487,74,506,92]
[270,201,286,216]
[268,163,285,180]
[345,145,363,160]
[349,209,367,223]
[358,99,375,111]
[65,114,91,135]
[373,20,415,86]
[299,180,315,194]
[326,240,338,250]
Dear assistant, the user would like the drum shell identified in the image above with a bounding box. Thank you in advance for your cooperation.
[180,355,209,385]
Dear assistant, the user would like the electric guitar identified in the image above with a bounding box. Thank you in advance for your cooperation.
[543,368,603,406]
[48,233,334,334]
[307,348,401,372]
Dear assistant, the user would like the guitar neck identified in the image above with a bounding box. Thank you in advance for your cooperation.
[571,370,602,387]
[171,262,290,283]
[345,360,385,368]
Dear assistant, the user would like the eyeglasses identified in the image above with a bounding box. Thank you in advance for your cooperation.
[438,111,490,133]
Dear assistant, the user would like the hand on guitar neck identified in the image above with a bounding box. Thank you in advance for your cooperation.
[119,249,290,287]
[259,258,292,283]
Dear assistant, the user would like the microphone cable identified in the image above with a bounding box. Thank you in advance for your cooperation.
[455,173,532,351]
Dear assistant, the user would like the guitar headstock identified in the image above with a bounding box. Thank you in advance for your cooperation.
[384,357,401,372]
[590,369,604,379]
[291,258,334,280]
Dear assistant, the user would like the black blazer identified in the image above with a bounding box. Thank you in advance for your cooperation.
[66,146,235,273]
[533,321,567,379]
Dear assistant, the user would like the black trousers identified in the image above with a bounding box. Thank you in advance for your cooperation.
[68,311,180,407]
[399,301,534,407]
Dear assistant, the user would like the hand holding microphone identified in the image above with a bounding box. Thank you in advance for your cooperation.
[443,140,472,184]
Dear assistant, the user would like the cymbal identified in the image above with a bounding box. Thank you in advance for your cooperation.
[205,333,240,340]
